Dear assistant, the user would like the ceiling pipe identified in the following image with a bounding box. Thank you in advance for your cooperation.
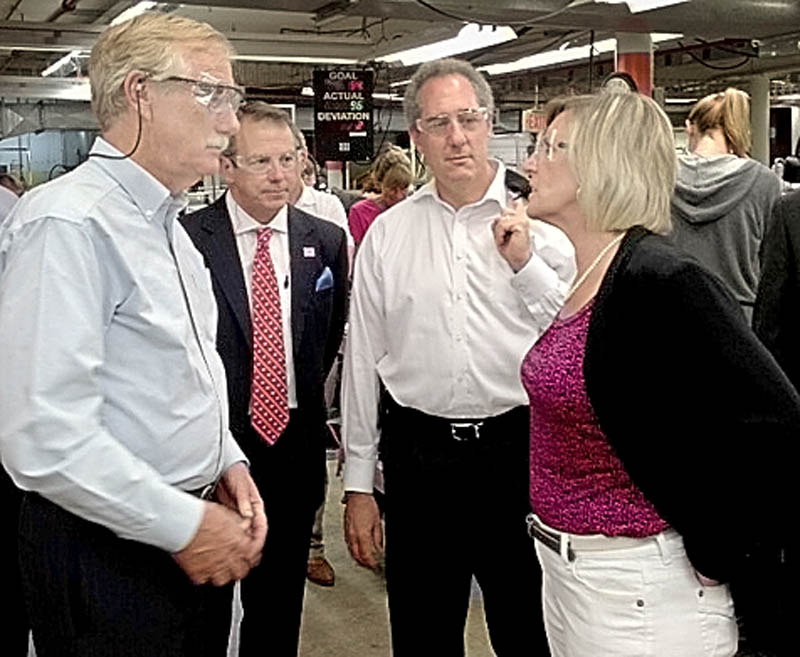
[46,0,80,24]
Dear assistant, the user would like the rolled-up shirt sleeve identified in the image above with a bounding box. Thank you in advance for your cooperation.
[511,219,575,327]
[0,218,203,553]
[341,226,384,493]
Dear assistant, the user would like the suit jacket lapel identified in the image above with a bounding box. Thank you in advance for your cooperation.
[202,195,252,348]
[288,206,318,355]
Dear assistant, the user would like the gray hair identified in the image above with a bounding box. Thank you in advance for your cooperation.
[225,101,304,157]
[403,58,494,129]
[89,12,233,132]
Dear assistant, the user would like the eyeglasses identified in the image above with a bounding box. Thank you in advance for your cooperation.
[227,150,300,175]
[415,107,489,137]
[532,129,569,162]
[151,73,245,114]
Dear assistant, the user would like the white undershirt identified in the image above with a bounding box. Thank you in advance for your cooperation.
[226,192,297,408]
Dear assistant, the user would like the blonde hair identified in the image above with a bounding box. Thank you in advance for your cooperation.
[551,92,676,235]
[687,88,751,157]
[89,13,233,131]
[373,146,413,193]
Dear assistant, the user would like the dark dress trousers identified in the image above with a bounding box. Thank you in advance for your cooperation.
[1,467,28,656]
[181,196,347,657]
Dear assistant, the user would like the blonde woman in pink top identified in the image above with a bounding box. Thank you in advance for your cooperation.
[492,92,796,657]
[348,146,413,245]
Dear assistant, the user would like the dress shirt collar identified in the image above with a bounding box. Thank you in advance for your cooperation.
[89,137,187,224]
[411,158,507,211]
[226,192,289,236]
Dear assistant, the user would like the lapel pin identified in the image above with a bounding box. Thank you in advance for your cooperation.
[303,246,316,258]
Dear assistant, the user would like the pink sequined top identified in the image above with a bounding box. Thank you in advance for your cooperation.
[521,300,669,537]
[348,198,383,245]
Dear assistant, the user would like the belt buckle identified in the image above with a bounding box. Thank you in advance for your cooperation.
[199,482,217,500]
[526,514,575,561]
[450,421,484,442]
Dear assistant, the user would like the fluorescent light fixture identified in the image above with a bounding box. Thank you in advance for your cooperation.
[596,0,688,12]
[481,39,615,76]
[665,97,698,104]
[376,23,517,67]
[480,32,681,76]
[374,92,402,102]
[110,1,158,26]
[389,79,412,88]
[41,50,81,77]
[301,87,400,102]
[235,55,358,65]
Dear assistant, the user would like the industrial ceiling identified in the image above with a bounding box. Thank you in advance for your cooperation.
[2,0,800,133]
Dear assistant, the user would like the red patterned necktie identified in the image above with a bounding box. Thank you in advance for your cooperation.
[250,227,289,443]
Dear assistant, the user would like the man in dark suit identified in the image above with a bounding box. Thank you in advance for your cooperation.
[181,101,347,657]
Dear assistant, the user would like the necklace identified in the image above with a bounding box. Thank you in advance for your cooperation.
[565,231,626,300]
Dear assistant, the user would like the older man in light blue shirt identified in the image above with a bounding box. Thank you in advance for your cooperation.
[0,14,265,657]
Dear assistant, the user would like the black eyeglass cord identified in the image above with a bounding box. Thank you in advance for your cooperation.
[88,88,144,161]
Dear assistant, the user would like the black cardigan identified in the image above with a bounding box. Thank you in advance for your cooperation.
[754,189,800,389]
[584,227,797,586]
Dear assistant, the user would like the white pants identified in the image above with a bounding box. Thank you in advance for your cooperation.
[534,523,738,657]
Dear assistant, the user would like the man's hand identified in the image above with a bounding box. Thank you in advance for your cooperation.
[214,462,267,567]
[344,492,383,571]
[492,200,532,273]
[173,500,260,586]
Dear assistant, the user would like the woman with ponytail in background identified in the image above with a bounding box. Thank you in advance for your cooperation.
[671,88,780,323]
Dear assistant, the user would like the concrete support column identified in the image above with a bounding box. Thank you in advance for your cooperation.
[615,32,653,97]
[749,75,770,165]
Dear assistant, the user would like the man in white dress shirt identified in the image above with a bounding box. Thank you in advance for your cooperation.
[342,58,575,656]
[0,14,265,657]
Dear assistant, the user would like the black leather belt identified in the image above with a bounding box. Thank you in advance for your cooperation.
[385,396,527,444]
[527,513,657,561]
[527,514,575,561]
[187,482,217,500]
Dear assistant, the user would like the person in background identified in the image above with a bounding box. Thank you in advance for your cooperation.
[342,57,574,656]
[754,189,800,387]
[291,132,354,254]
[181,101,348,657]
[347,145,413,246]
[0,173,23,220]
[0,172,24,195]
[301,153,318,187]
[288,130,349,589]
[498,90,795,657]
[670,88,780,323]
[749,190,798,657]
[0,13,265,657]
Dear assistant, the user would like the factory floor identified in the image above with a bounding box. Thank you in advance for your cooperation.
[235,455,495,657]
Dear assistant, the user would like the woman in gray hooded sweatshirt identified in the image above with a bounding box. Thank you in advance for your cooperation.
[671,88,780,323]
